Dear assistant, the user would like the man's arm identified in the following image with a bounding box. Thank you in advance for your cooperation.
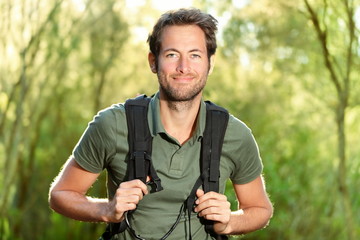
[195,175,273,235]
[49,157,148,223]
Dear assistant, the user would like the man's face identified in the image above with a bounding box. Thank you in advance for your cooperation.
[149,25,214,102]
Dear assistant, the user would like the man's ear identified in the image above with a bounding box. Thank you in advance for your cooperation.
[208,55,215,75]
[148,52,157,73]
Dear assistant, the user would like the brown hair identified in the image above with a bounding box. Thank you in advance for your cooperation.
[147,8,218,61]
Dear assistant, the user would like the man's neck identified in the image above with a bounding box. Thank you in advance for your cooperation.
[159,94,202,145]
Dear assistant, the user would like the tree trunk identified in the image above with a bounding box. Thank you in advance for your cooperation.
[336,97,355,240]
[303,0,356,238]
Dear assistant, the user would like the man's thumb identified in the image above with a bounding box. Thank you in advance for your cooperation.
[196,189,205,197]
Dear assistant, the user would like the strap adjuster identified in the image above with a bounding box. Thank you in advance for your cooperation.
[146,178,163,193]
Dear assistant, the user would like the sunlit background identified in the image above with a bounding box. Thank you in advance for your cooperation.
[1,0,359,239]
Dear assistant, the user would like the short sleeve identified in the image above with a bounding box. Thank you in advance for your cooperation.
[72,107,118,173]
[224,115,263,184]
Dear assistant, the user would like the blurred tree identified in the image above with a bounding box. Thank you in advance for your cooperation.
[86,0,129,112]
[219,0,359,239]
[0,1,66,237]
[303,1,359,239]
[0,0,130,239]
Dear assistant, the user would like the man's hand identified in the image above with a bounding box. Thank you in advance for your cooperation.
[105,179,148,223]
[194,189,231,234]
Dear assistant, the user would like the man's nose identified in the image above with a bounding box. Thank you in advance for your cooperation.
[176,57,191,73]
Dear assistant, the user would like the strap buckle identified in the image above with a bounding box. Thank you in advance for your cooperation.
[146,178,163,193]
[132,151,163,193]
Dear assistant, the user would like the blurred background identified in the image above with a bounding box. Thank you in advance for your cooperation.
[1,0,359,239]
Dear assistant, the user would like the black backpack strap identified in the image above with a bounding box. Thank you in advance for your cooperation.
[201,101,229,239]
[103,95,163,239]
[185,101,229,240]
[201,101,229,193]
[124,95,163,192]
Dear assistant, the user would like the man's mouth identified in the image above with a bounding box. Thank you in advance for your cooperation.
[172,75,196,82]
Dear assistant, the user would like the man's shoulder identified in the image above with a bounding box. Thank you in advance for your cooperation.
[99,102,126,117]
[228,114,249,128]
[109,102,126,111]
[90,103,127,129]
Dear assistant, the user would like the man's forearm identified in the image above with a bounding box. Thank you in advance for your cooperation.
[221,206,273,235]
[49,190,110,222]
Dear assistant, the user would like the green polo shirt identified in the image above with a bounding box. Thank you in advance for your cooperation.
[73,92,263,240]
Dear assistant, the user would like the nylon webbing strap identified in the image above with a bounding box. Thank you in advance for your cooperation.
[202,101,229,192]
[125,95,163,191]
[200,101,229,240]
[125,96,152,183]
[103,95,164,239]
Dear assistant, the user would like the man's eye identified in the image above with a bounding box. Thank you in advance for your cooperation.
[166,53,177,58]
[191,54,201,59]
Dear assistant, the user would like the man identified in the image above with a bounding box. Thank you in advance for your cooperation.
[49,8,273,240]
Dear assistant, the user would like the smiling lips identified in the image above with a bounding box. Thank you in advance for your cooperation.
[171,74,196,82]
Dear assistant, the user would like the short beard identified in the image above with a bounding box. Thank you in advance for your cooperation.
[160,84,203,102]
[158,71,207,100]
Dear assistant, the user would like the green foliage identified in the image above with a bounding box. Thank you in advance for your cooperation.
[0,0,359,240]
[216,0,360,239]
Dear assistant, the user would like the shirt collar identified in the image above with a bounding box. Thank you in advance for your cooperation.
[148,92,206,143]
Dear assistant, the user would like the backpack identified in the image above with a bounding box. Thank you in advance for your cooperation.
[101,95,229,240]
